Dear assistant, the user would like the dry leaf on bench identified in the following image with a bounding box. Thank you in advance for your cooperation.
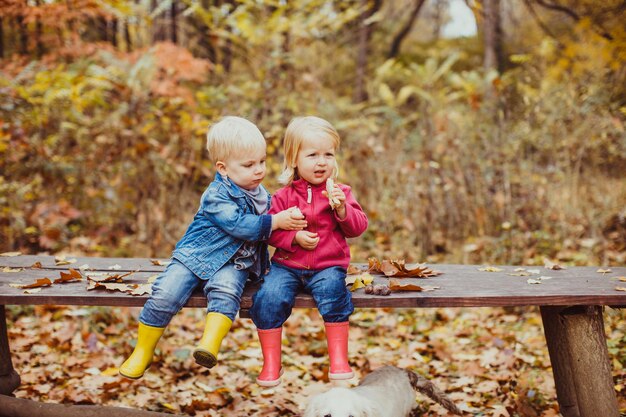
[54,268,83,284]
[388,279,423,292]
[10,278,52,289]
[478,266,503,272]
[347,264,364,275]
[615,286,626,292]
[368,257,442,278]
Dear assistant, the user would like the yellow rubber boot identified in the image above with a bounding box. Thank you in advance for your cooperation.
[119,323,165,379]
[193,312,233,369]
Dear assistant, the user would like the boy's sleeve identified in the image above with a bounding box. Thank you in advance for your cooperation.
[203,190,272,241]
[334,185,368,238]
[267,190,299,252]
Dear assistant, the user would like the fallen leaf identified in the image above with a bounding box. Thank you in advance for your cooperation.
[0,251,22,257]
[615,286,626,292]
[150,259,166,266]
[24,288,42,294]
[388,279,423,292]
[108,264,122,270]
[350,273,374,292]
[55,255,77,266]
[368,257,442,277]
[527,269,540,274]
[31,262,43,269]
[508,271,531,276]
[479,266,503,272]
[597,268,612,274]
[527,278,542,284]
[2,267,24,272]
[54,268,83,284]
[347,264,363,275]
[11,277,53,289]
[616,276,626,282]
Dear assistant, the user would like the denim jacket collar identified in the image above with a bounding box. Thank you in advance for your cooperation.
[215,172,246,199]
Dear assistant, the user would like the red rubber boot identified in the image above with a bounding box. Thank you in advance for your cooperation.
[256,328,283,387]
[325,321,354,380]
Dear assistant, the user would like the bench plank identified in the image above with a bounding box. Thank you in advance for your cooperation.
[1,258,626,308]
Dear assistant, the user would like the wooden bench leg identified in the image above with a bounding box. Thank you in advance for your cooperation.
[540,305,619,417]
[541,306,581,417]
[0,305,20,395]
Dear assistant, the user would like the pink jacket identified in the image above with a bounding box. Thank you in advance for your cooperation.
[268,179,368,270]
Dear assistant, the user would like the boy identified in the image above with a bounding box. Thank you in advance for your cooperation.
[119,116,307,379]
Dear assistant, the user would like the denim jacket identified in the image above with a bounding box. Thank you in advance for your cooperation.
[172,172,272,281]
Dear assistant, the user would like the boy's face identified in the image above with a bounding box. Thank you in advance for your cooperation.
[217,146,267,190]
[295,135,336,186]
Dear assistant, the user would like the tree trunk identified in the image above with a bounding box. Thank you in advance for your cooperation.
[35,0,44,57]
[0,18,4,59]
[0,395,184,417]
[17,15,28,55]
[124,20,132,51]
[111,18,119,47]
[354,0,382,103]
[170,0,178,44]
[387,0,426,59]
[482,0,503,72]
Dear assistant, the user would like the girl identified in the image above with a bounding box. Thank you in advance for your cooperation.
[249,116,368,387]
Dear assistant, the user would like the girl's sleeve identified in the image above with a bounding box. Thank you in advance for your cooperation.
[335,185,368,238]
[267,189,299,252]
[203,190,272,241]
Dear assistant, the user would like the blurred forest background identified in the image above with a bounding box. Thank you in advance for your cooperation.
[1,0,625,265]
[1,0,626,416]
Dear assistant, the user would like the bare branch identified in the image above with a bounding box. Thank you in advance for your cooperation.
[387,0,427,59]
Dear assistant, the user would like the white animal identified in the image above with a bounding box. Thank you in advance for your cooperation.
[303,366,462,417]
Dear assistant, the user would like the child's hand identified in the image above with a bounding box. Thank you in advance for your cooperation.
[294,231,319,250]
[272,206,307,231]
[322,182,347,219]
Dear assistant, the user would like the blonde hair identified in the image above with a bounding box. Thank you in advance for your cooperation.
[278,116,341,185]
[206,116,266,164]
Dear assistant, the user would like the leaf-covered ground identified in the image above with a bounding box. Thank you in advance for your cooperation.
[7,305,626,416]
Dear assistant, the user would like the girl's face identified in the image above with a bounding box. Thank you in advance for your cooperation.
[295,135,336,185]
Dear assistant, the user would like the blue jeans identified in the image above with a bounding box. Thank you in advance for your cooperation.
[250,263,354,329]
[139,258,248,327]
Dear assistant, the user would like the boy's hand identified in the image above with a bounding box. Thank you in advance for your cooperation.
[294,231,319,250]
[322,183,347,219]
[272,206,307,231]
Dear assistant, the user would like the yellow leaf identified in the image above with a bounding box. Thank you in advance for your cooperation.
[479,266,503,272]
[349,272,375,292]
[597,268,612,274]
[0,252,22,257]
[615,286,626,292]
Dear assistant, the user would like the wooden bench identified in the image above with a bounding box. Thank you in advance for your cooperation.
[1,255,625,417]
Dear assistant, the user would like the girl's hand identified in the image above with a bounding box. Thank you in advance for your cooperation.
[323,184,347,219]
[294,231,319,250]
[272,207,307,231]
